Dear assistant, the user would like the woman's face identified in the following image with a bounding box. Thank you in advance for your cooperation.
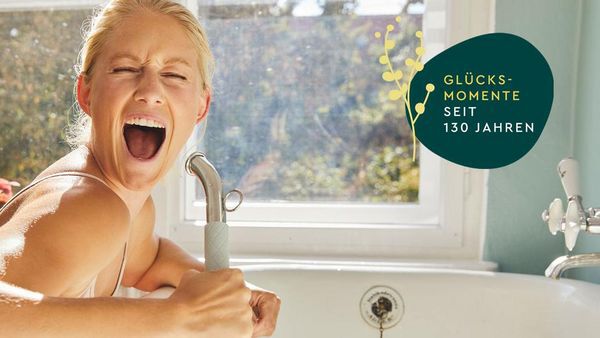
[78,10,209,191]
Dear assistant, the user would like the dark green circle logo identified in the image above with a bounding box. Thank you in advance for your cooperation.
[409,33,553,169]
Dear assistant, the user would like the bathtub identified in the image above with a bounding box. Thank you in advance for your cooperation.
[238,262,600,338]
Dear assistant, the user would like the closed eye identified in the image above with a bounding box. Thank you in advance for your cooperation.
[163,72,187,80]
[112,67,140,73]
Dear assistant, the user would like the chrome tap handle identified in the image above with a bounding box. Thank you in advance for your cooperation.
[564,200,581,251]
[558,158,580,198]
[543,198,563,235]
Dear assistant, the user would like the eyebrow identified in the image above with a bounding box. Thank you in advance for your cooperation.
[109,53,192,68]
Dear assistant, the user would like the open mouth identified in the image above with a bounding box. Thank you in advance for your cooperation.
[123,117,166,160]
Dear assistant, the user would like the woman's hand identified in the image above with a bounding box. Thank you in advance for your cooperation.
[247,283,281,338]
[167,269,254,338]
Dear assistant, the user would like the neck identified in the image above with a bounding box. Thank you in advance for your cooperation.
[78,146,153,218]
[109,185,152,219]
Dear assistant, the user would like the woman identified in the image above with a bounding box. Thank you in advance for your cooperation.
[0,1,280,337]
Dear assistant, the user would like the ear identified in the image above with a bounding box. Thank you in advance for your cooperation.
[76,74,92,116]
[196,88,211,124]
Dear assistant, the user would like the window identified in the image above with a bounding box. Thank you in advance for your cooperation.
[158,0,493,260]
[188,0,432,224]
[0,2,95,186]
[0,0,493,261]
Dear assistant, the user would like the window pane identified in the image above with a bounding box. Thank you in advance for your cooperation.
[196,0,422,203]
[0,8,91,187]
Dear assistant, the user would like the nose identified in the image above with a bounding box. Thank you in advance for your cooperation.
[134,71,164,105]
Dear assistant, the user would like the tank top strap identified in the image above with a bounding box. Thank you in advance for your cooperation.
[111,241,128,297]
[0,171,111,212]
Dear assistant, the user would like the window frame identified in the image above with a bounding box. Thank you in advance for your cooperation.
[0,0,103,11]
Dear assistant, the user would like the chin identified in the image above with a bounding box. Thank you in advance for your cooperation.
[117,159,164,191]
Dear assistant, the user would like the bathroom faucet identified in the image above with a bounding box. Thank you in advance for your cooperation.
[143,152,243,299]
[185,152,243,271]
[542,158,600,280]
[541,158,600,251]
[545,253,600,279]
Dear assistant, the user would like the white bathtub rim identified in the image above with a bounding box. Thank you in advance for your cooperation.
[238,262,600,290]
[238,262,500,275]
[222,256,499,271]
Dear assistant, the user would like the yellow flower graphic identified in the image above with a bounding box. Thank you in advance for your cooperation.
[375,16,434,161]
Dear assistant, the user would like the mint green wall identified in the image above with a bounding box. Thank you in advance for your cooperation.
[483,0,581,274]
[571,0,600,283]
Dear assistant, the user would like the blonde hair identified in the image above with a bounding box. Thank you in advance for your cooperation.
[67,0,214,148]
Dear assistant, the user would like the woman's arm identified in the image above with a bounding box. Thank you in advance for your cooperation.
[122,196,205,291]
[133,236,280,337]
[0,268,253,338]
[125,198,281,337]
[0,281,175,338]
[133,236,204,290]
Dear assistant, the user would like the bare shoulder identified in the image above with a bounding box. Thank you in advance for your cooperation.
[9,175,131,234]
[0,176,130,296]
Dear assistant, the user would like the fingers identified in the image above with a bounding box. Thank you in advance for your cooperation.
[169,268,255,337]
[251,290,281,337]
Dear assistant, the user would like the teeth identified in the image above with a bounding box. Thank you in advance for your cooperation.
[125,117,165,128]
